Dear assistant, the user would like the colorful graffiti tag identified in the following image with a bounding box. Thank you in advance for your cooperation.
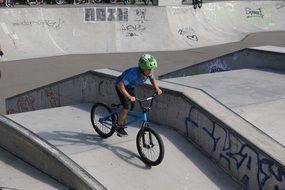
[185,107,285,189]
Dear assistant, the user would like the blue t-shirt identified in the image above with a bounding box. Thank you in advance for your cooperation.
[115,67,154,88]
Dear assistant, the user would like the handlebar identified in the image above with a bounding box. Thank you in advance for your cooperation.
[111,93,158,112]
[136,93,157,112]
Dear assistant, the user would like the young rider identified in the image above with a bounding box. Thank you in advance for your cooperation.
[115,54,162,137]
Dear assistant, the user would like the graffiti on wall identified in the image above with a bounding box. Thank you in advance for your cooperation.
[185,107,285,189]
[6,88,61,114]
[207,59,230,73]
[12,18,64,30]
[121,24,146,37]
[275,3,284,10]
[84,7,129,22]
[135,8,150,24]
[7,95,35,114]
[119,8,149,37]
[245,7,264,18]
[45,88,60,107]
[178,27,198,42]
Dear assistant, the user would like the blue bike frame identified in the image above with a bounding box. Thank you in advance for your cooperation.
[99,105,148,129]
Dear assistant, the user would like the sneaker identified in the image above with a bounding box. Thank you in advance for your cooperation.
[116,126,128,137]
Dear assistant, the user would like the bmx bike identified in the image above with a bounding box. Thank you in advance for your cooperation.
[193,0,202,9]
[90,93,164,166]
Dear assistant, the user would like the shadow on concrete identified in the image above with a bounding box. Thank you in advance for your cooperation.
[150,125,243,190]
[0,148,67,190]
[37,130,151,170]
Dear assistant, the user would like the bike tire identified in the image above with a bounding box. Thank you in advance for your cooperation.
[91,103,116,138]
[143,0,149,5]
[197,0,202,8]
[93,0,102,3]
[73,0,82,4]
[136,126,164,166]
[55,0,64,4]
[192,0,197,9]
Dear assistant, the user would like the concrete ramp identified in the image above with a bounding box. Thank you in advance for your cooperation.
[0,1,285,61]
[5,69,285,189]
[7,103,242,190]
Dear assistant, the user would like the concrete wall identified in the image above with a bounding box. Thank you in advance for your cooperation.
[5,69,285,190]
[159,48,285,79]
[0,1,284,61]
[0,114,106,190]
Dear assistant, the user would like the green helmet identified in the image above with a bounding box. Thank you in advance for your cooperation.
[138,54,158,70]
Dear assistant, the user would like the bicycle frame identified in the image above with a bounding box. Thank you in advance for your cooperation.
[99,105,148,129]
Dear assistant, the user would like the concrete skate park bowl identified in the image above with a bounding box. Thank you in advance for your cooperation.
[1,1,285,190]
[0,1,284,61]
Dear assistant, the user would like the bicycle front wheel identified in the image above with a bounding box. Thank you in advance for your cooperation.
[91,103,116,138]
[136,127,164,166]
[192,0,197,9]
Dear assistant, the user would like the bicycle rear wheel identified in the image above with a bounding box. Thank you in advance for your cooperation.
[136,126,164,166]
[91,103,116,138]
[197,0,202,8]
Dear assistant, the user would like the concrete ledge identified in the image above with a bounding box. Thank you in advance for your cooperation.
[159,47,285,79]
[5,68,285,189]
[0,114,106,190]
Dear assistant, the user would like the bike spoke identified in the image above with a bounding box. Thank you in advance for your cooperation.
[139,132,160,162]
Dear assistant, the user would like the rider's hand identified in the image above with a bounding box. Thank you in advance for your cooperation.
[156,88,162,96]
[129,96,136,102]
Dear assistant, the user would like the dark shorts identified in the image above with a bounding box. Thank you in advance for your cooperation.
[115,86,136,110]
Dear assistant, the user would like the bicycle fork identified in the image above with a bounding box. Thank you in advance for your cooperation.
[141,122,154,149]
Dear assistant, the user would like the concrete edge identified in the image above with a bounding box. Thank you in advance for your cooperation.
[0,114,107,190]
[159,47,285,79]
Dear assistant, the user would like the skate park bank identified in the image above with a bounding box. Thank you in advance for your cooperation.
[4,65,285,189]
[0,1,285,189]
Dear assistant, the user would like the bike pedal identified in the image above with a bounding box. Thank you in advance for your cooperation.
[116,133,128,137]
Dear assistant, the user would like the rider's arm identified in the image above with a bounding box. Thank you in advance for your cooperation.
[117,81,136,102]
[150,79,162,95]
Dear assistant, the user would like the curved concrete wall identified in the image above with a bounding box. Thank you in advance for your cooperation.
[0,114,106,190]
[5,69,285,189]
[0,1,284,61]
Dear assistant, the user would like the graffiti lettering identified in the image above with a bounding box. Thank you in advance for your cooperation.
[135,8,149,23]
[207,59,229,73]
[245,7,264,18]
[276,3,284,10]
[185,108,285,189]
[12,18,64,30]
[121,24,146,37]
[84,7,129,22]
[45,88,60,107]
[16,96,35,113]
[178,27,198,42]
